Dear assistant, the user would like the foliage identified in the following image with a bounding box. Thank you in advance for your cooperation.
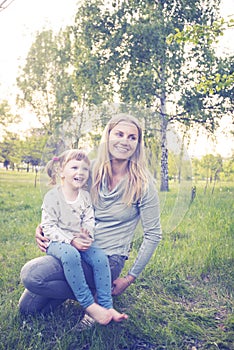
[192,154,234,182]
[72,6,114,106]
[221,157,234,181]
[16,27,116,147]
[1,124,233,186]
[71,0,227,191]
[15,0,232,193]
[16,29,75,134]
[0,100,21,136]
[0,171,233,349]
[168,18,234,112]
[199,154,222,178]
[0,132,21,167]
[0,129,48,170]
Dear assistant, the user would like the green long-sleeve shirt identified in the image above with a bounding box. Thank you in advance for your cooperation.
[93,176,162,278]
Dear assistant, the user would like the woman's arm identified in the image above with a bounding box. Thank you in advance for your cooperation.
[128,179,162,278]
[111,274,136,296]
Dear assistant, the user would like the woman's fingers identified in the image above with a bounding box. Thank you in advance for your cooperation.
[35,224,49,252]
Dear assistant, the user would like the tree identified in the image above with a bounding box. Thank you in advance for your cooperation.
[222,156,234,181]
[72,5,115,106]
[20,129,48,170]
[0,128,47,171]
[72,0,226,191]
[17,29,75,134]
[0,132,21,168]
[0,100,21,134]
[200,154,223,193]
[16,26,110,148]
[169,18,234,113]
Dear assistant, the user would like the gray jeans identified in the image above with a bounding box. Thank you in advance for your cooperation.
[19,254,126,315]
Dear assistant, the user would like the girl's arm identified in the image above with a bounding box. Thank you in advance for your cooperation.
[80,191,95,238]
[41,204,74,244]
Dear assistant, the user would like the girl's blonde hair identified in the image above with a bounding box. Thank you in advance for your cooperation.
[46,149,90,186]
[91,113,149,205]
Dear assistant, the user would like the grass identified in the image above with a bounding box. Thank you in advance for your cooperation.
[0,170,233,350]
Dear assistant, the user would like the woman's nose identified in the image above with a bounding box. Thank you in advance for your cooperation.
[120,136,129,144]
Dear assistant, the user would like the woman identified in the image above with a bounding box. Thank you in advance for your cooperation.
[19,113,162,327]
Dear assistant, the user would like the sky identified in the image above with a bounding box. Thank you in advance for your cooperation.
[0,0,233,158]
[0,0,78,102]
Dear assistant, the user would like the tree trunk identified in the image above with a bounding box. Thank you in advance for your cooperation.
[178,132,186,184]
[160,92,169,192]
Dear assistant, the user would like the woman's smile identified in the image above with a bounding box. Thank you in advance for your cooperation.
[109,121,139,160]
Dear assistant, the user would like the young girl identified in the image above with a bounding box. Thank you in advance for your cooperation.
[41,149,128,325]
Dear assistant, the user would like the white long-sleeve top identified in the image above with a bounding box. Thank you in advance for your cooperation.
[41,185,95,244]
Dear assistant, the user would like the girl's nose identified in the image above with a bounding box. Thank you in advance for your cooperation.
[77,168,84,175]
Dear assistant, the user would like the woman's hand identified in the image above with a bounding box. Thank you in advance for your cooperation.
[111,275,136,296]
[71,228,93,252]
[35,224,49,253]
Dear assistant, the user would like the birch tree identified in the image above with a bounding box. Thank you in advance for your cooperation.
[73,0,226,191]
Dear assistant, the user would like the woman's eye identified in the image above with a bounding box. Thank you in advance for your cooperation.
[129,135,137,141]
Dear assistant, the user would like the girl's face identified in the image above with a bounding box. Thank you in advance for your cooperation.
[61,159,89,190]
[108,121,139,160]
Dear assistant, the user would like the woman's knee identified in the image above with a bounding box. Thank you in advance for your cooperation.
[18,289,46,315]
[108,255,126,282]
[20,255,64,291]
[18,289,65,315]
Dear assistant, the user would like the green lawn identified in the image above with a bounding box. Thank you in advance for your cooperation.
[0,170,233,350]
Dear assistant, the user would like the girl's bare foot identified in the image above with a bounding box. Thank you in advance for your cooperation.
[85,303,112,325]
[109,308,128,322]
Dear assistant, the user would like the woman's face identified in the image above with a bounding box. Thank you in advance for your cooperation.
[108,121,139,160]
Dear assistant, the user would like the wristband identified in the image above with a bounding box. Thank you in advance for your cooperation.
[124,275,132,286]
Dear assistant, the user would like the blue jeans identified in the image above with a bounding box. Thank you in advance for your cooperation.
[19,254,127,315]
[47,242,112,309]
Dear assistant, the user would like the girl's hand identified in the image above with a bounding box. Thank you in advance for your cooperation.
[111,275,136,296]
[35,224,49,253]
[71,228,93,251]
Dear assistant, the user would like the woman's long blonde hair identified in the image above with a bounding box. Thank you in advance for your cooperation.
[91,114,149,205]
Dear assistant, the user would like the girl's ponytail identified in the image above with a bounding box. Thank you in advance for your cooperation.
[46,157,60,185]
